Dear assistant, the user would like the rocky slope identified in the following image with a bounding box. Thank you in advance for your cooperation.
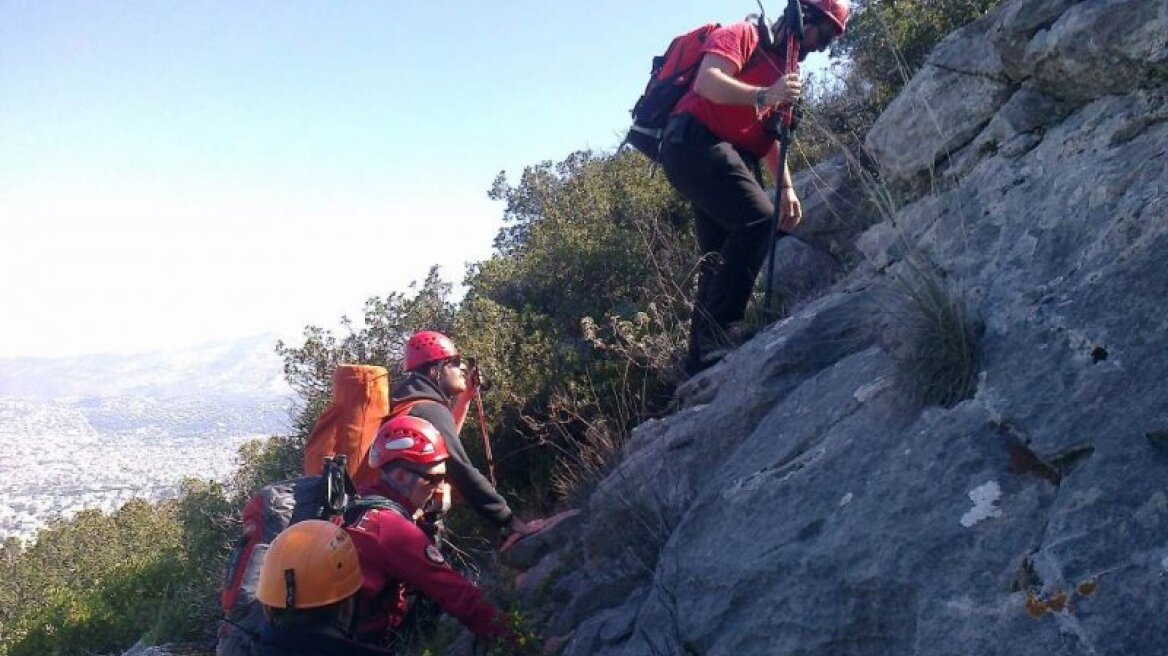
[505,1,1168,654]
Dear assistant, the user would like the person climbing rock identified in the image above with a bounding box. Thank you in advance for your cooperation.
[659,0,851,376]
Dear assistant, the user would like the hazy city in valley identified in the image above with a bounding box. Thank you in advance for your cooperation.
[0,335,292,542]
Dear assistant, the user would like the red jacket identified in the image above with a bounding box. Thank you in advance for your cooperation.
[345,484,510,647]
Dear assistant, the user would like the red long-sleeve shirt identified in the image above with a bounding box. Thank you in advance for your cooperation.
[345,487,510,647]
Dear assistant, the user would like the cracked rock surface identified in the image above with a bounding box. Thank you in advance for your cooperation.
[504,0,1168,654]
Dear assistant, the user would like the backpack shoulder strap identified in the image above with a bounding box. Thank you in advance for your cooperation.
[741,39,770,75]
[384,397,444,425]
[343,494,410,526]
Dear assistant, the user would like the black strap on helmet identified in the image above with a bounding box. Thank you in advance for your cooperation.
[284,568,296,609]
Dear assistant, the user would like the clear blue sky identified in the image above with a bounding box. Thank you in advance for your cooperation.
[0,1,834,358]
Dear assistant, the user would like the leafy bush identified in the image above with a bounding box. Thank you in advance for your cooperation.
[229,435,307,505]
[0,500,196,656]
[461,150,695,506]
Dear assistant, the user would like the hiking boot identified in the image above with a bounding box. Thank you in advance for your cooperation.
[703,322,755,354]
[701,343,732,364]
[684,334,733,378]
[682,342,734,378]
[722,321,759,346]
[683,353,718,378]
[685,319,758,378]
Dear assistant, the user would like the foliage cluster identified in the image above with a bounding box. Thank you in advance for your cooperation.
[0,483,233,656]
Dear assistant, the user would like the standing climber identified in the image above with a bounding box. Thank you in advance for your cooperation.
[346,415,518,651]
[659,0,850,376]
[392,330,536,537]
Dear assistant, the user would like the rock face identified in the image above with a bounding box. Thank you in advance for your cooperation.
[514,0,1168,654]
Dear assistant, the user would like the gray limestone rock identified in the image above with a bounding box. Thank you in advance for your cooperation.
[790,154,875,261]
[517,0,1168,653]
[1021,0,1168,103]
[764,236,846,314]
[866,16,1014,186]
[988,0,1086,82]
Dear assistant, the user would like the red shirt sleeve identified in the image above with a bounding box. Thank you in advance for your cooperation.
[701,21,759,71]
[349,510,510,640]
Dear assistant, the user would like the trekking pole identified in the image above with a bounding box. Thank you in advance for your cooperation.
[762,0,805,321]
[473,391,497,487]
[467,358,498,487]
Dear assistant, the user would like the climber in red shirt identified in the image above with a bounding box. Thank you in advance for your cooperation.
[661,0,852,376]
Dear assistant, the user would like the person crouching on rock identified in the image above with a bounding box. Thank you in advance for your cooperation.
[346,415,519,652]
[254,519,390,656]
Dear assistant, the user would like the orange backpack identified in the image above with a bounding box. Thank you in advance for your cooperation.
[303,364,391,488]
[303,365,433,488]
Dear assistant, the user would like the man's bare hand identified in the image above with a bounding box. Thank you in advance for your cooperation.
[779,186,803,231]
[761,73,803,107]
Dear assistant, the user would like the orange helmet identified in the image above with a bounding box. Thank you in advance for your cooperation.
[404,331,459,371]
[368,415,449,469]
[256,520,363,609]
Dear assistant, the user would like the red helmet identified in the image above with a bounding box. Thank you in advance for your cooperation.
[404,331,459,371]
[368,415,449,469]
[801,0,850,33]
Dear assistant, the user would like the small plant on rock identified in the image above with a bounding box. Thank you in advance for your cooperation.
[882,263,981,408]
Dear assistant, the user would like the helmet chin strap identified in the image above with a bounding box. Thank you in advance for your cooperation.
[331,597,357,637]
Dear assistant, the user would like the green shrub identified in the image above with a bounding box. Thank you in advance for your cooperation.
[461,150,695,507]
[229,435,307,505]
[0,500,196,656]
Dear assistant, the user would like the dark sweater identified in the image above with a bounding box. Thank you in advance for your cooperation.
[391,373,513,527]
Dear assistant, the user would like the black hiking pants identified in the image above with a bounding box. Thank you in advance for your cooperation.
[660,114,784,373]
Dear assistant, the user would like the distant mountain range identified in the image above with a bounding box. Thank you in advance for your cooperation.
[0,333,292,399]
[0,334,298,541]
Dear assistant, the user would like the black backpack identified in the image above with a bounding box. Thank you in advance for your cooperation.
[625,16,780,162]
[215,455,404,656]
[625,23,720,162]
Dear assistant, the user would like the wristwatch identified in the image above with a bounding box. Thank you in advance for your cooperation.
[754,87,768,113]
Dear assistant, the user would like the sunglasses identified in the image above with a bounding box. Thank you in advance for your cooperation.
[407,468,446,486]
[442,356,463,369]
